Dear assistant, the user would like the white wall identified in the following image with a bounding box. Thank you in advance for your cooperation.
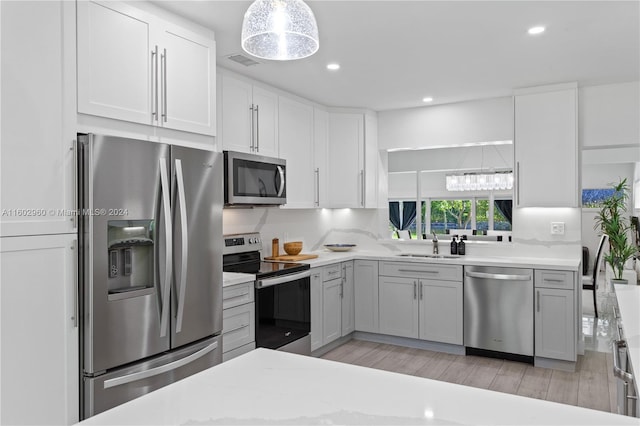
[378,96,513,150]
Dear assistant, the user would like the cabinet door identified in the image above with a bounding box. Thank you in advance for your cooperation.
[1,0,75,237]
[363,113,378,208]
[418,280,463,344]
[160,22,216,135]
[327,113,363,208]
[535,288,575,361]
[0,234,78,425]
[341,261,355,336]
[220,74,253,153]
[313,108,329,207]
[354,260,379,333]
[322,278,342,345]
[77,1,153,125]
[514,87,577,207]
[252,86,279,157]
[378,276,419,338]
[279,97,315,208]
[222,303,255,354]
[310,271,323,351]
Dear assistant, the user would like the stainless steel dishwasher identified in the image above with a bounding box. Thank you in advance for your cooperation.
[464,265,534,361]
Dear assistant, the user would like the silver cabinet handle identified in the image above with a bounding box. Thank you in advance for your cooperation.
[174,159,188,333]
[104,340,218,389]
[360,169,365,207]
[151,45,158,120]
[255,104,260,152]
[276,165,285,197]
[413,281,417,299]
[543,278,564,283]
[419,281,423,300]
[536,290,540,312]
[465,271,531,281]
[249,105,255,151]
[159,158,172,338]
[314,168,320,206]
[613,305,621,320]
[161,48,167,122]
[72,239,78,327]
[516,161,520,206]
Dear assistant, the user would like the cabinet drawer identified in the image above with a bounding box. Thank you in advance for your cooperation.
[323,263,342,281]
[223,281,254,310]
[380,261,462,281]
[222,342,255,362]
[222,303,255,353]
[535,270,575,290]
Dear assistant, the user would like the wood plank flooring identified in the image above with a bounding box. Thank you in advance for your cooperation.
[321,339,618,414]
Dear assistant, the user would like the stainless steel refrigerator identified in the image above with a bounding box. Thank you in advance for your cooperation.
[77,134,223,419]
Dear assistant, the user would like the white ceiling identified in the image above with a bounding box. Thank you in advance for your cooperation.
[152,0,640,112]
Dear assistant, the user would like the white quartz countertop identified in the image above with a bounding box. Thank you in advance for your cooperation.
[79,348,635,425]
[300,249,581,271]
[614,283,640,380]
[222,271,255,287]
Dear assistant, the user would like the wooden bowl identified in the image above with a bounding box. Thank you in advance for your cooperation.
[283,241,303,255]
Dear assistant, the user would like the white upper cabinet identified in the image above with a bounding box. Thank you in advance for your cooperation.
[219,72,278,157]
[278,96,315,208]
[514,83,578,207]
[327,112,377,208]
[77,1,216,136]
[313,108,329,207]
[1,0,75,237]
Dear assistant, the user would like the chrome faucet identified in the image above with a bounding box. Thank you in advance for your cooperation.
[432,233,439,254]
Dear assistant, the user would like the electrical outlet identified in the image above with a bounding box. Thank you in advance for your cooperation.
[551,222,565,235]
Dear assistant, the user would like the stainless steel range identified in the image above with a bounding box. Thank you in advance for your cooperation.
[222,233,311,355]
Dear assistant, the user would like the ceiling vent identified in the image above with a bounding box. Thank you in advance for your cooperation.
[227,54,260,67]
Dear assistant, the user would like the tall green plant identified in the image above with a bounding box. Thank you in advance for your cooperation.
[594,178,638,280]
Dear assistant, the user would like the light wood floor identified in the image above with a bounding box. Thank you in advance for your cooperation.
[321,339,617,414]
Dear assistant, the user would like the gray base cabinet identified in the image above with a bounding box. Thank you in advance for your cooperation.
[314,261,355,350]
[534,270,576,361]
[354,260,379,333]
[419,280,463,345]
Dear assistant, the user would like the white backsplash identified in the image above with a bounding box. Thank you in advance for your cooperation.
[223,206,582,261]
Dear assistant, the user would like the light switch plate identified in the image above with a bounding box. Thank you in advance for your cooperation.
[551,222,565,235]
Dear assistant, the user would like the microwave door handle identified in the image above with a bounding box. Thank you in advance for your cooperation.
[276,165,285,197]
[159,158,172,338]
[174,159,188,333]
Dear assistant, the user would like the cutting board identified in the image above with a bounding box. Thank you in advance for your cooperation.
[264,253,318,261]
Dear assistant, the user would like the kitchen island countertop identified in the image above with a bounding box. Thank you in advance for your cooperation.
[78,347,636,425]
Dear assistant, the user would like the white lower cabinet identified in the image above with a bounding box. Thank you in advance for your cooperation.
[222,281,255,361]
[378,262,463,344]
[310,270,323,351]
[0,234,78,425]
[354,260,379,333]
[315,261,355,350]
[534,270,576,361]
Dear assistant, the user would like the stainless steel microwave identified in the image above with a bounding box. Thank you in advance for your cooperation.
[223,150,286,206]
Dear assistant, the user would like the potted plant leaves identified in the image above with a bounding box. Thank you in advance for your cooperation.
[594,178,638,284]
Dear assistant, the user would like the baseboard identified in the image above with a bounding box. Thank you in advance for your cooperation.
[535,356,577,372]
[352,331,465,355]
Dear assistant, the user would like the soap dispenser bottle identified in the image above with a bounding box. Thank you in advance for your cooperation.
[450,236,458,255]
[458,235,466,255]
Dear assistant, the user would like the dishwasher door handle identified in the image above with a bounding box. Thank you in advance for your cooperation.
[465,271,531,281]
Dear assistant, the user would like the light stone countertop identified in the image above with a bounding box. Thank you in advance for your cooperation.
[614,283,640,384]
[78,348,637,425]
[298,249,581,271]
[222,271,255,287]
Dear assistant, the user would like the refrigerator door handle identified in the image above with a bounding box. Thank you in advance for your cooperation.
[174,159,189,333]
[103,340,218,389]
[159,158,172,338]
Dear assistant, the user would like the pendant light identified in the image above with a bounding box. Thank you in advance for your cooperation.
[241,0,319,61]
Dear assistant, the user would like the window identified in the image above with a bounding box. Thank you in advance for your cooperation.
[430,200,471,235]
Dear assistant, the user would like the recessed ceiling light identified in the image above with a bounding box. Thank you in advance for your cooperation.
[327,63,340,71]
[528,26,545,35]
[422,97,433,103]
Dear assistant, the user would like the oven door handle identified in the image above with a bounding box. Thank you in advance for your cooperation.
[256,270,311,288]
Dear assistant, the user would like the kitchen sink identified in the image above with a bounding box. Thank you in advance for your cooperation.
[397,253,460,259]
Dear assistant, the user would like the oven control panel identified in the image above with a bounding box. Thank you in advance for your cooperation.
[223,233,263,255]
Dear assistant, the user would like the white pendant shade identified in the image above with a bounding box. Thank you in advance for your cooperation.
[241,0,319,61]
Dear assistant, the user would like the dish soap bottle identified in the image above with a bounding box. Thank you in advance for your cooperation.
[458,235,466,255]
[450,236,458,255]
